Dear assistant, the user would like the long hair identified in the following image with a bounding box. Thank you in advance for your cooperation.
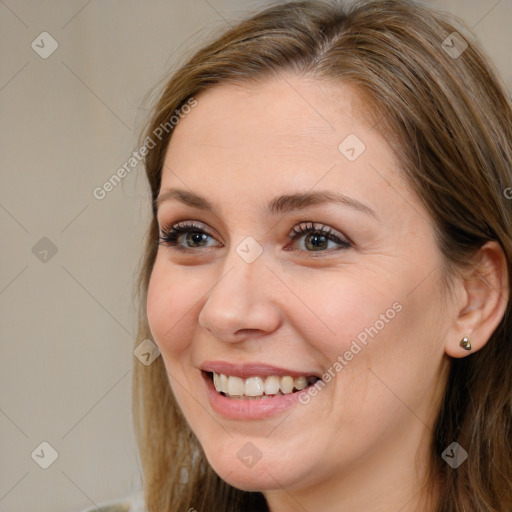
[132,1,512,510]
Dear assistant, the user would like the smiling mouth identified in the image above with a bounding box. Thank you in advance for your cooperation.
[204,370,321,399]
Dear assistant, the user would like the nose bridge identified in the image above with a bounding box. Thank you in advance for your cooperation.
[217,233,269,295]
[198,237,279,340]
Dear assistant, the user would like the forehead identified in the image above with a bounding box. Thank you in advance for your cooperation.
[159,74,421,226]
[164,75,390,172]
[165,75,372,160]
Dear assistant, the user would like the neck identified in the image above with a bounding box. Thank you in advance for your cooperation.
[263,421,440,512]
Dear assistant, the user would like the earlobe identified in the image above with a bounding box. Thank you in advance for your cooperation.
[444,241,510,358]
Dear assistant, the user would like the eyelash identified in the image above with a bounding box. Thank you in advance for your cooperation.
[156,221,352,255]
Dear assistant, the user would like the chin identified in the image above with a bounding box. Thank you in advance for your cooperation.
[213,463,284,492]
[201,445,306,492]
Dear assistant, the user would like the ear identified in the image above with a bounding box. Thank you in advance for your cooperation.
[445,241,509,358]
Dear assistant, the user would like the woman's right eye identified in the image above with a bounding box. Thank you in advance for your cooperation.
[157,222,221,251]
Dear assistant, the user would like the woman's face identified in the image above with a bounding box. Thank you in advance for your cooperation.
[146,75,454,498]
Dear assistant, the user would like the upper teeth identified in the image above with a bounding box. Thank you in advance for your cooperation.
[212,372,316,397]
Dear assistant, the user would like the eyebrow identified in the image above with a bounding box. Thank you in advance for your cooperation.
[155,188,378,219]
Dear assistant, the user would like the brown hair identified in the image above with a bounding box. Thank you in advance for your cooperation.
[132,1,512,510]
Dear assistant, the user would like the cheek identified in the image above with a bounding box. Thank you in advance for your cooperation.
[298,263,444,401]
[329,271,447,420]
[146,259,197,355]
[146,260,202,413]
[287,270,403,362]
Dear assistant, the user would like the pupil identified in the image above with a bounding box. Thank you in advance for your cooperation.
[187,232,207,246]
[307,234,327,251]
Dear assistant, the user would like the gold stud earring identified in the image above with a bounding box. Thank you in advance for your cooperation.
[460,336,472,351]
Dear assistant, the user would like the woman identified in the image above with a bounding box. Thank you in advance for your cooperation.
[130,0,512,511]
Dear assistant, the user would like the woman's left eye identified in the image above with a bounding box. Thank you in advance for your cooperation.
[157,221,351,253]
[286,222,351,253]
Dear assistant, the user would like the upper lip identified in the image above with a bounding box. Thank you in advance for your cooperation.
[200,361,321,379]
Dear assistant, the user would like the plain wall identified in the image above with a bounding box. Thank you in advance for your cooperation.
[1,1,510,511]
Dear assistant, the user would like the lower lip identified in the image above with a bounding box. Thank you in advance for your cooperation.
[202,371,310,420]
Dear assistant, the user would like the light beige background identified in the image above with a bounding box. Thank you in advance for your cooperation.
[1,1,510,511]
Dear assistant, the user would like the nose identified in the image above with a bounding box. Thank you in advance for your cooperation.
[198,247,281,343]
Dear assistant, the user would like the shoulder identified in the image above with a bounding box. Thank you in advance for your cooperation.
[77,491,146,512]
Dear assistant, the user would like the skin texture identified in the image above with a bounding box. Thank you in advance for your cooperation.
[146,74,507,512]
